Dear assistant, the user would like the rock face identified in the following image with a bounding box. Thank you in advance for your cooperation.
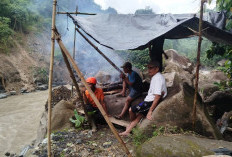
[51,100,76,131]
[164,49,194,86]
[136,135,232,157]
[139,80,222,139]
[205,91,232,121]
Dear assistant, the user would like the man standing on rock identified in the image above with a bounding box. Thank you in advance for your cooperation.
[119,61,167,136]
[116,62,143,119]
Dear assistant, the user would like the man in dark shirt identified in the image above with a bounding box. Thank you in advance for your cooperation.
[116,62,143,119]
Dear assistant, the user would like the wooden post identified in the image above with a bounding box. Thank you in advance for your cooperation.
[60,47,89,121]
[54,30,132,157]
[192,0,206,129]
[57,11,96,15]
[148,42,152,59]
[47,0,57,156]
[71,25,77,97]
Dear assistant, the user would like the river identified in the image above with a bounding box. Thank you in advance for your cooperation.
[0,90,48,156]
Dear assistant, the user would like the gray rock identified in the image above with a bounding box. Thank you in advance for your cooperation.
[75,139,82,144]
[36,84,48,90]
[0,93,7,99]
[139,82,222,139]
[136,135,232,157]
[10,91,17,95]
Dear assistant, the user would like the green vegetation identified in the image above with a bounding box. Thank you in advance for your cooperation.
[69,109,85,128]
[0,17,13,52]
[206,0,232,90]
[0,0,50,52]
[32,67,49,84]
[132,127,149,146]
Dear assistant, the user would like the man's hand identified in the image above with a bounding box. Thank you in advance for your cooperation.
[120,73,126,79]
[146,111,153,120]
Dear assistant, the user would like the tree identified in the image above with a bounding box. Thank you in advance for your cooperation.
[206,0,232,89]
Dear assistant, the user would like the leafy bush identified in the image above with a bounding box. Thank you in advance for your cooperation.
[69,109,85,128]
[0,17,13,52]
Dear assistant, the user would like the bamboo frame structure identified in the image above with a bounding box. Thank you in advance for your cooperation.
[54,29,132,156]
[47,0,57,156]
[75,27,124,74]
[71,25,77,96]
[67,14,124,74]
[57,11,96,15]
[192,0,206,129]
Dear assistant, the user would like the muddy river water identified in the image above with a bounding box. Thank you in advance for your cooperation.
[0,90,48,156]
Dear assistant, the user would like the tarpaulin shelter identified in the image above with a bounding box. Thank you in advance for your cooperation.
[47,1,232,156]
[72,12,232,51]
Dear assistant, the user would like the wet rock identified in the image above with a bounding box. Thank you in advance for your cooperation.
[0,93,7,99]
[20,88,28,93]
[10,90,17,95]
[213,147,232,155]
[36,84,48,91]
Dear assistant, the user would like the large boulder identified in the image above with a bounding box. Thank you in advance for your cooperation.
[136,135,232,157]
[51,100,76,131]
[139,79,222,139]
[164,49,194,86]
[205,91,232,121]
[104,93,146,120]
[198,70,228,100]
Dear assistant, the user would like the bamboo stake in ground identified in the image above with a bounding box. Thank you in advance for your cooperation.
[71,25,77,97]
[54,30,132,157]
[47,0,57,156]
[192,0,206,129]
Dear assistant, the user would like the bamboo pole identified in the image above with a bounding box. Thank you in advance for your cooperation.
[54,30,132,157]
[75,27,124,74]
[60,46,89,122]
[47,0,57,156]
[66,14,124,74]
[192,0,206,129]
[57,11,96,15]
[71,25,77,97]
[148,42,152,59]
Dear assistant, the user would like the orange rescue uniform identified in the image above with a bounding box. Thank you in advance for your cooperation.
[85,88,104,108]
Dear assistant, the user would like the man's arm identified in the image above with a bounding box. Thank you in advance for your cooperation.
[146,94,161,120]
[121,73,133,86]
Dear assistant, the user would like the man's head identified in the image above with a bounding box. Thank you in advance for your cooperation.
[121,62,132,73]
[86,77,97,90]
[147,61,160,76]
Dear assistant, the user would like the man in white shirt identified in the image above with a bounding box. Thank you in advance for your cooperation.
[119,61,167,136]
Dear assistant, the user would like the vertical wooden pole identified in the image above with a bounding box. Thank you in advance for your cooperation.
[55,32,132,157]
[60,48,89,121]
[71,25,77,97]
[47,0,57,156]
[192,0,206,129]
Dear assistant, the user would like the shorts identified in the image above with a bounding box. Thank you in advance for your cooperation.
[129,87,142,99]
[131,101,153,116]
[86,104,106,124]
